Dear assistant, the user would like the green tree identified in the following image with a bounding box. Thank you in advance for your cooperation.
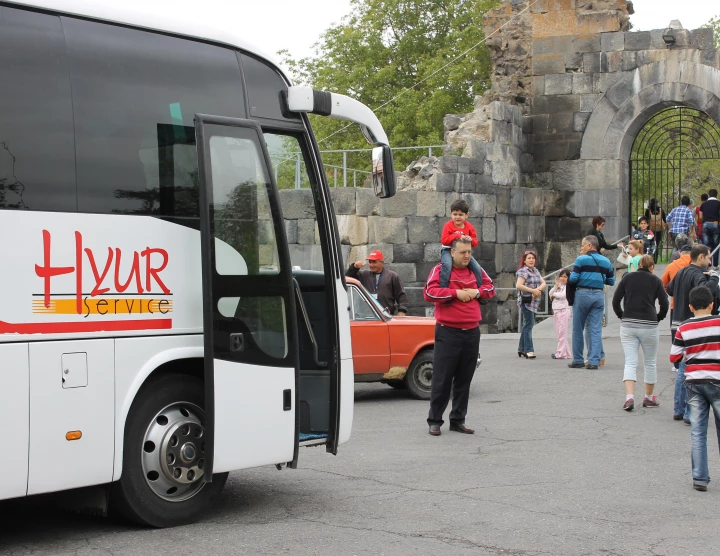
[703,15,720,48]
[282,0,499,174]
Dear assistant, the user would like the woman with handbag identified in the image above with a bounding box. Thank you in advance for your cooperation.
[516,250,547,359]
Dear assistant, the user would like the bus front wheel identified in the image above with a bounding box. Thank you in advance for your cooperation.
[110,373,227,527]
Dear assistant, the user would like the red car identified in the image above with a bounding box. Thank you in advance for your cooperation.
[346,277,438,399]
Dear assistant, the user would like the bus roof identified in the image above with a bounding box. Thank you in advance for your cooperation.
[4,0,285,78]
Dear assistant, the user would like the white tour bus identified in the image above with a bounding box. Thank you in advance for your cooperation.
[0,0,396,527]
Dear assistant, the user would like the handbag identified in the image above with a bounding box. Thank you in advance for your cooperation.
[566,282,576,306]
[617,249,630,266]
[521,292,533,305]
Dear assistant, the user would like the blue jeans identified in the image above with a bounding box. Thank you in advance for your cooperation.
[585,320,605,360]
[572,289,604,365]
[518,304,535,353]
[686,382,720,486]
[674,361,689,419]
[703,222,720,266]
[440,247,483,288]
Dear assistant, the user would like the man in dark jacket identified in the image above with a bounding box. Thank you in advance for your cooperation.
[667,245,720,422]
[346,250,408,315]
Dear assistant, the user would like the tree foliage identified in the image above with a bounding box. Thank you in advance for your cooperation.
[703,15,720,48]
[282,0,499,174]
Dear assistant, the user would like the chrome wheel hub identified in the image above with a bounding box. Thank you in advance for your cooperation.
[141,402,206,502]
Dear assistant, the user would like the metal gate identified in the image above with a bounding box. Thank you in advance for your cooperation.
[630,106,720,260]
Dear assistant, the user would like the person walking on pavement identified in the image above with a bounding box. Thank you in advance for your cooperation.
[612,255,669,411]
[662,235,694,374]
[695,193,708,244]
[700,189,720,266]
[424,236,496,436]
[645,198,667,263]
[667,245,720,424]
[666,196,696,246]
[568,235,616,370]
[515,249,547,359]
[346,250,408,316]
[669,285,720,492]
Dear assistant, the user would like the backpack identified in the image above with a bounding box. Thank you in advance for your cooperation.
[649,211,663,232]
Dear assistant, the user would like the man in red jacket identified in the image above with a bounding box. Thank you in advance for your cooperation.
[424,236,496,436]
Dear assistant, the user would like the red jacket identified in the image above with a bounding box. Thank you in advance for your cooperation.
[424,264,495,329]
[441,220,478,248]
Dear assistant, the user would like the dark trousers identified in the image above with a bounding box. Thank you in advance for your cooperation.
[427,324,480,426]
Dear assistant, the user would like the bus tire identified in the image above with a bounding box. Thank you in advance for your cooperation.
[110,373,228,528]
[405,350,434,400]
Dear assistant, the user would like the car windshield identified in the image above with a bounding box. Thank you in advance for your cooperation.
[363,285,393,319]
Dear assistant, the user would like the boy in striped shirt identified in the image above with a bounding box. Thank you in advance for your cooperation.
[670,285,720,492]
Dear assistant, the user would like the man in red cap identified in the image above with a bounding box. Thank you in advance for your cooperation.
[424,236,495,436]
[346,249,408,315]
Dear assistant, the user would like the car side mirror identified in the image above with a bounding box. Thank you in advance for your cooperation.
[371,145,396,199]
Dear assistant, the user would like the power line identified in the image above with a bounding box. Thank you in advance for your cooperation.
[316,0,541,145]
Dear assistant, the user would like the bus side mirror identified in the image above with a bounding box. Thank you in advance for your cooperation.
[371,146,396,199]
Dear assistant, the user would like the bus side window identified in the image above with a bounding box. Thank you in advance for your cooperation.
[241,55,300,123]
[62,17,246,217]
[0,7,76,211]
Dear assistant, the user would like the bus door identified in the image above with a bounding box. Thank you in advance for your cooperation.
[195,115,299,476]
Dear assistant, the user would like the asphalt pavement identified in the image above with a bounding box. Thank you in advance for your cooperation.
[2,271,719,555]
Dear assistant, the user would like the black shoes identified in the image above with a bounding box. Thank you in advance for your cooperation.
[586,364,599,370]
[518,351,527,358]
[449,423,475,434]
[429,425,441,436]
[568,362,585,368]
[693,482,708,492]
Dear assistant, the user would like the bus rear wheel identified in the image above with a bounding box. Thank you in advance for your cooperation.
[110,373,227,528]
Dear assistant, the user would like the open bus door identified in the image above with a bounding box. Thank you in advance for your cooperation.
[194,114,301,476]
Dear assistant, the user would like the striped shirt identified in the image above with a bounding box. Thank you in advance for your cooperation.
[666,205,695,235]
[670,315,720,383]
[569,250,615,290]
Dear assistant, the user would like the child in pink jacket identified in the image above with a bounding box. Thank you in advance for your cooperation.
[549,269,572,359]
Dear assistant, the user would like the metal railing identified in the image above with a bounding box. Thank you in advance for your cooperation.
[495,235,630,331]
[274,145,445,189]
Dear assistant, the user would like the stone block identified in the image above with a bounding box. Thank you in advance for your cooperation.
[415,261,439,283]
[496,214,516,244]
[404,286,430,308]
[545,217,581,242]
[490,158,521,187]
[496,188,510,214]
[480,194,497,218]
[605,72,639,109]
[525,188,544,216]
[438,155,458,173]
[416,191,448,217]
[509,188,523,215]
[482,218,496,243]
[532,37,556,56]
[534,94,581,114]
[279,189,315,219]
[624,31,651,51]
[621,51,638,71]
[574,111,591,132]
[469,156,485,174]
[520,153,534,174]
[467,140,487,159]
[691,28,715,50]
[603,50,623,73]
[534,53,567,75]
[601,31,624,51]
[532,76,545,96]
[549,113,574,134]
[356,188,380,216]
[572,74,593,95]
[284,219,298,244]
[580,93,602,112]
[297,219,316,245]
[573,34,601,53]
[585,160,623,190]
[385,263,416,285]
[593,72,624,93]
[329,187,357,215]
[454,174,477,194]
[449,193,483,217]
[566,52,584,72]
[407,217,440,244]
[475,175,495,194]
[545,73,573,95]
[491,120,510,143]
[348,244,393,265]
[543,190,565,217]
[522,116,534,135]
[380,191,417,217]
[457,157,473,174]
[423,243,443,263]
[336,214,369,246]
[368,217,407,244]
[549,160,586,191]
[516,216,545,244]
[583,51,601,73]
[429,173,455,192]
[535,172,553,189]
[393,243,424,264]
